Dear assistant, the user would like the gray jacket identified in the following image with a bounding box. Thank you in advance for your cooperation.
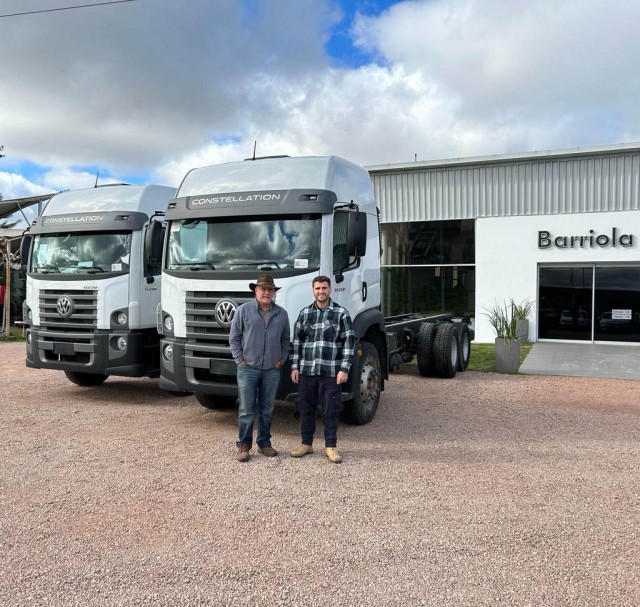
[229,300,290,370]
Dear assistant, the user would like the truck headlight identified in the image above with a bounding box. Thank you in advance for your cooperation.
[163,315,174,333]
[163,343,173,361]
[116,311,128,326]
[27,309,32,322]
[116,336,128,351]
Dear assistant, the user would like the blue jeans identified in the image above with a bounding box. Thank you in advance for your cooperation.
[236,364,281,448]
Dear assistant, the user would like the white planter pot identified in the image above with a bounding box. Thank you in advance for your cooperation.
[515,319,529,343]
[495,337,521,373]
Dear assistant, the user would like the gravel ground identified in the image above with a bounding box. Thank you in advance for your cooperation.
[0,341,638,607]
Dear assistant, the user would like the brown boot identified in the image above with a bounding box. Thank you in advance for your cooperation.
[258,445,278,457]
[236,443,251,462]
[290,444,313,458]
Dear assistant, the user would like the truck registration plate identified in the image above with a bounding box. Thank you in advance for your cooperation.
[53,343,75,355]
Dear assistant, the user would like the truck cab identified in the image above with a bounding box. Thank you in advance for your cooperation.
[157,156,387,423]
[22,184,176,386]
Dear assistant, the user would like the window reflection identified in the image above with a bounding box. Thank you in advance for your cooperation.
[166,216,322,271]
[538,265,640,342]
[382,220,475,265]
[594,267,640,342]
[31,233,131,274]
[538,267,593,341]
[382,266,475,317]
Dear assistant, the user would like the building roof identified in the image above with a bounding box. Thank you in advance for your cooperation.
[366,141,640,173]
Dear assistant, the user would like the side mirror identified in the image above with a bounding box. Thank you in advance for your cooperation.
[20,233,32,269]
[144,221,164,269]
[346,210,367,258]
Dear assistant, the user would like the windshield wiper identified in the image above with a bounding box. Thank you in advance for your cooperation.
[174,262,216,270]
[34,265,60,274]
[234,261,285,269]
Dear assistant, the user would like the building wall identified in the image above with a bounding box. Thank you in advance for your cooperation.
[475,209,640,342]
[370,145,640,223]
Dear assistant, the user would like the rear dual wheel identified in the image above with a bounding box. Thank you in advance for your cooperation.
[416,322,438,377]
[433,322,458,378]
[454,322,471,371]
[416,321,468,379]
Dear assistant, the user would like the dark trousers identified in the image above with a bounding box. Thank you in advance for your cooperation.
[296,374,343,448]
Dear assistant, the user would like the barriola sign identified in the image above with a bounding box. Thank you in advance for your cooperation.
[538,228,634,249]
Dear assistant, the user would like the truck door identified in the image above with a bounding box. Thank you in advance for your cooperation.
[331,209,367,317]
[140,221,164,327]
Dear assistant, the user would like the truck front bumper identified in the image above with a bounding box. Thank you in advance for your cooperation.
[25,327,153,377]
[158,337,295,398]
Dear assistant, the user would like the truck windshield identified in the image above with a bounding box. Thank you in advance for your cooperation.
[31,232,132,274]
[166,215,322,271]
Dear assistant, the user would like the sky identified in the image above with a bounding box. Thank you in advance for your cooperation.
[1,0,640,206]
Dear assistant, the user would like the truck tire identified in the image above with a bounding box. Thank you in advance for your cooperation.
[342,341,381,425]
[196,393,237,410]
[64,371,109,386]
[455,323,471,371]
[416,322,438,377]
[434,322,458,378]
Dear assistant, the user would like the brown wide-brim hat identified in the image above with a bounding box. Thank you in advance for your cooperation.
[249,273,281,292]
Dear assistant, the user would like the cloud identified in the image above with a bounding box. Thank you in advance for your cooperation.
[0,0,336,176]
[0,172,49,199]
[352,0,640,142]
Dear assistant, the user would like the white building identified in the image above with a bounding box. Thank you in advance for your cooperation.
[368,143,640,344]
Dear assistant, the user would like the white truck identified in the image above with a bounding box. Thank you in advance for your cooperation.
[156,156,471,424]
[21,184,176,386]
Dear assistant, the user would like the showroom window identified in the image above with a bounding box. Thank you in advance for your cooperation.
[381,220,475,317]
[538,265,640,343]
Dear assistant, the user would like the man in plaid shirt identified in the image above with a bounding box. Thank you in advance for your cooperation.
[290,275,355,463]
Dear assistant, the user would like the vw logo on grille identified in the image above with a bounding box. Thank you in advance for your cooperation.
[215,300,237,327]
[57,295,75,319]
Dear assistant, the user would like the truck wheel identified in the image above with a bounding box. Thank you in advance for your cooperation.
[64,371,109,386]
[342,341,381,425]
[434,322,458,378]
[455,323,471,371]
[416,322,437,377]
[196,393,237,410]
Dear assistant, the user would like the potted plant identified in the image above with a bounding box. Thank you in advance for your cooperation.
[511,298,534,343]
[484,300,520,373]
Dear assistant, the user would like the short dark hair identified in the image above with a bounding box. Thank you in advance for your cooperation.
[312,275,331,287]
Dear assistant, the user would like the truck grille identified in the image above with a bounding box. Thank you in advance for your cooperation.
[37,289,98,364]
[39,289,98,333]
[185,290,252,383]
[185,291,252,344]
[185,291,252,345]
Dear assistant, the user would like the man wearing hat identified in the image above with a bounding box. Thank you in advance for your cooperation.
[229,274,290,462]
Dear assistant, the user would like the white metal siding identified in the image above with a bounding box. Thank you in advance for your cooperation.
[371,149,640,223]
